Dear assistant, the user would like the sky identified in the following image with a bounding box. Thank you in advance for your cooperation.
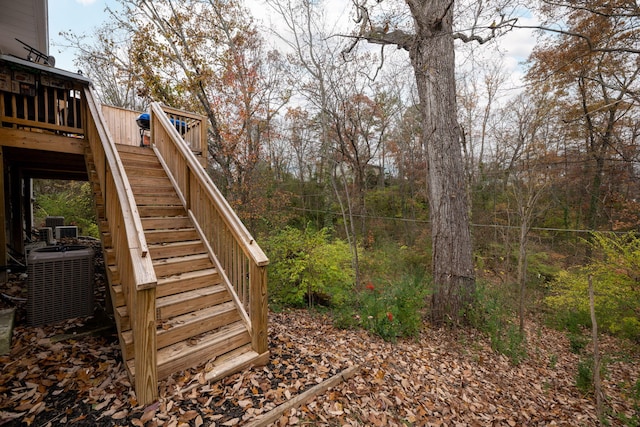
[48,0,117,71]
[47,0,537,95]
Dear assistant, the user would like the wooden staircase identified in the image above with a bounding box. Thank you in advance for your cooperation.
[89,143,261,384]
[84,94,268,404]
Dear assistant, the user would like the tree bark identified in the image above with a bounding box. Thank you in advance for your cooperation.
[408,0,475,324]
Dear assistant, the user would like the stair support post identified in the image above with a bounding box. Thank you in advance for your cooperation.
[132,285,158,404]
[250,263,268,354]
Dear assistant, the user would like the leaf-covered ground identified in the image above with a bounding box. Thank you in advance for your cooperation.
[1,303,639,426]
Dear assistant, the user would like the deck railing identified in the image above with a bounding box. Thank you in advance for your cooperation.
[159,105,207,157]
[1,80,84,136]
[101,104,207,166]
[84,88,158,404]
[149,102,269,356]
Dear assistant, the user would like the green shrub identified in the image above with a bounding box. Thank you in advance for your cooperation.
[334,274,428,342]
[359,239,431,285]
[576,358,593,394]
[568,332,588,354]
[34,180,99,238]
[263,226,355,308]
[545,232,640,341]
[469,282,528,365]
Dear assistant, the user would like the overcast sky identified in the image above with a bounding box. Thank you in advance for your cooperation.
[48,0,537,95]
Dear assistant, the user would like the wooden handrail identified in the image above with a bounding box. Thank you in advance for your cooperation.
[84,87,158,404]
[85,90,152,266]
[149,102,268,355]
[151,103,268,266]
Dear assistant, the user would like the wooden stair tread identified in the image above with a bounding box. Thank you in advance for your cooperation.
[156,268,220,297]
[116,144,152,155]
[155,321,251,379]
[121,301,241,358]
[142,216,192,230]
[127,323,254,380]
[145,228,200,244]
[138,206,187,217]
[156,283,228,308]
[153,252,209,266]
[153,253,212,277]
[155,284,231,319]
[149,240,207,260]
[133,194,183,205]
[201,345,268,384]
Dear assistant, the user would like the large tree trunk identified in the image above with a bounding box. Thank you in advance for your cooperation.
[408,0,475,325]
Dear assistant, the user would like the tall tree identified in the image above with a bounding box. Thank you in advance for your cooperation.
[101,0,288,206]
[345,0,517,324]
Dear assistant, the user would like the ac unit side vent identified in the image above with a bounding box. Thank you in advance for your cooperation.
[55,226,78,239]
[27,246,94,327]
[38,227,54,244]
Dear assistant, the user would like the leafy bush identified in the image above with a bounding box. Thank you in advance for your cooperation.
[576,358,593,394]
[33,180,99,238]
[469,282,528,365]
[263,226,355,308]
[334,274,428,342]
[546,232,640,341]
[359,239,431,285]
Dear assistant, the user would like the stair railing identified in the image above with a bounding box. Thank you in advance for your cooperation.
[149,102,269,357]
[84,88,159,405]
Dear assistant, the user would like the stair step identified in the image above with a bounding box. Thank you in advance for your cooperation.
[142,216,192,230]
[119,150,161,163]
[157,268,221,298]
[120,157,163,169]
[134,194,183,206]
[156,321,251,379]
[127,323,254,380]
[149,240,207,260]
[156,283,231,320]
[111,284,125,307]
[146,228,199,244]
[117,144,151,155]
[115,305,130,334]
[153,253,212,277]
[124,166,168,178]
[107,264,120,284]
[138,206,187,218]
[131,184,176,194]
[121,301,241,357]
[200,345,268,384]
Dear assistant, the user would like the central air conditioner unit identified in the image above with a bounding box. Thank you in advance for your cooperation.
[45,216,64,228]
[55,225,78,239]
[27,245,94,326]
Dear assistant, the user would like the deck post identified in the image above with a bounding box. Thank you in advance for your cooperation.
[132,286,158,404]
[250,263,268,354]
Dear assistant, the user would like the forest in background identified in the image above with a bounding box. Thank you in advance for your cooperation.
[48,0,640,331]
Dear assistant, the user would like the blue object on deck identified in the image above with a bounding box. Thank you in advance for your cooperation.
[135,112,187,134]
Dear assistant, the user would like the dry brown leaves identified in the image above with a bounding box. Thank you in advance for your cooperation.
[0,310,638,426]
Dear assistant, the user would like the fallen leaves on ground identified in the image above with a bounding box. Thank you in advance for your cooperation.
[0,309,638,426]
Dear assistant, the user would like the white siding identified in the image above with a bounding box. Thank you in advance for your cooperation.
[0,0,49,60]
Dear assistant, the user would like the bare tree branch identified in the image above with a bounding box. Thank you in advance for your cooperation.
[515,24,640,54]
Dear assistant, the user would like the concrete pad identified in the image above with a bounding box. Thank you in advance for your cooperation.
[0,308,15,355]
